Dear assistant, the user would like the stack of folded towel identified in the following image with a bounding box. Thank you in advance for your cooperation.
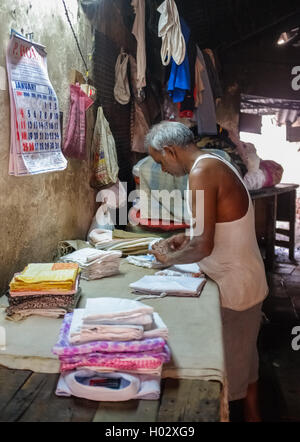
[6,263,81,321]
[53,297,170,401]
[59,248,121,280]
[88,229,161,256]
[129,274,206,298]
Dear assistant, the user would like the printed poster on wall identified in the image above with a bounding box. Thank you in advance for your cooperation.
[6,33,67,176]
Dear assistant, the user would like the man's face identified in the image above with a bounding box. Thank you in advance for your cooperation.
[149,146,185,177]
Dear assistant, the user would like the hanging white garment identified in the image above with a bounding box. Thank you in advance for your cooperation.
[55,370,161,401]
[92,107,119,186]
[114,52,130,105]
[157,0,186,66]
[131,0,146,89]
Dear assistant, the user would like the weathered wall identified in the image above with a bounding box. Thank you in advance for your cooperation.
[0,0,96,294]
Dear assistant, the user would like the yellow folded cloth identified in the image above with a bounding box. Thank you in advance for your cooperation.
[10,263,79,292]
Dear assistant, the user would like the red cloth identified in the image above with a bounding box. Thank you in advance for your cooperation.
[135,209,189,231]
[63,84,93,160]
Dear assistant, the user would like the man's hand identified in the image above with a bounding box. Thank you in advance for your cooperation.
[150,234,190,265]
[166,233,190,251]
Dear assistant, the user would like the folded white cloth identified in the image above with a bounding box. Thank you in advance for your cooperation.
[130,275,206,297]
[83,297,154,322]
[144,312,168,340]
[126,254,165,269]
[88,229,114,247]
[56,370,161,401]
[172,263,203,274]
[69,309,145,344]
[60,248,121,280]
[84,313,153,327]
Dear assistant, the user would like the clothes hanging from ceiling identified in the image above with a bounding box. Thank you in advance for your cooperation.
[131,0,147,91]
[202,49,223,101]
[167,17,191,103]
[193,46,217,136]
[157,0,186,66]
[114,51,130,105]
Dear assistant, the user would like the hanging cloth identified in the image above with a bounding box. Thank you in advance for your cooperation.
[91,107,119,186]
[129,55,149,153]
[131,0,146,91]
[193,47,217,136]
[157,0,186,66]
[194,57,205,107]
[167,17,190,103]
[63,84,94,160]
[114,51,130,105]
[202,49,223,101]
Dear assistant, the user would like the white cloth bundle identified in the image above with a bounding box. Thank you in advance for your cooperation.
[68,298,168,344]
[126,254,165,269]
[88,229,158,255]
[60,248,121,280]
[83,297,154,322]
[130,275,206,297]
[56,370,161,401]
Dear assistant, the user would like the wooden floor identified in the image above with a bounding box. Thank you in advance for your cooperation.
[0,368,221,422]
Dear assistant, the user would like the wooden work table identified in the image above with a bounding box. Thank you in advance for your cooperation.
[0,261,224,422]
[250,183,299,271]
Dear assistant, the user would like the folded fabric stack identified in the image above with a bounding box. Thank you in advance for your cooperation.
[130,274,206,298]
[88,229,161,256]
[53,297,170,401]
[6,263,81,321]
[126,254,165,269]
[59,248,121,280]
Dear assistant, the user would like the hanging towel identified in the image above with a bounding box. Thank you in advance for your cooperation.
[114,51,130,105]
[131,0,146,90]
[63,84,94,160]
[157,0,186,66]
[167,17,191,103]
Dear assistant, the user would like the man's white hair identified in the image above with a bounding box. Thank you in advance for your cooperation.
[144,121,194,152]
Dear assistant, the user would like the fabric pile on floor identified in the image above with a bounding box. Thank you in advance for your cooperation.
[58,248,122,280]
[6,263,81,321]
[52,297,170,401]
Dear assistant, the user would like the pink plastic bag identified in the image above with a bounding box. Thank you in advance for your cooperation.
[260,160,283,187]
[63,84,93,160]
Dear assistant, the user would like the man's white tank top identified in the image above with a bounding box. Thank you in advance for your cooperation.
[187,154,268,311]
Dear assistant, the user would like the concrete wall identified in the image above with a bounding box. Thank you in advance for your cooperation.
[0,0,96,293]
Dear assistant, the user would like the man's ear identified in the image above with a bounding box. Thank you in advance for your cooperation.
[164,145,176,158]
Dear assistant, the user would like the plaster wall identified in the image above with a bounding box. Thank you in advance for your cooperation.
[0,0,96,293]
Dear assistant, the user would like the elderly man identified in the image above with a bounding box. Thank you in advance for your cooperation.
[145,121,268,422]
